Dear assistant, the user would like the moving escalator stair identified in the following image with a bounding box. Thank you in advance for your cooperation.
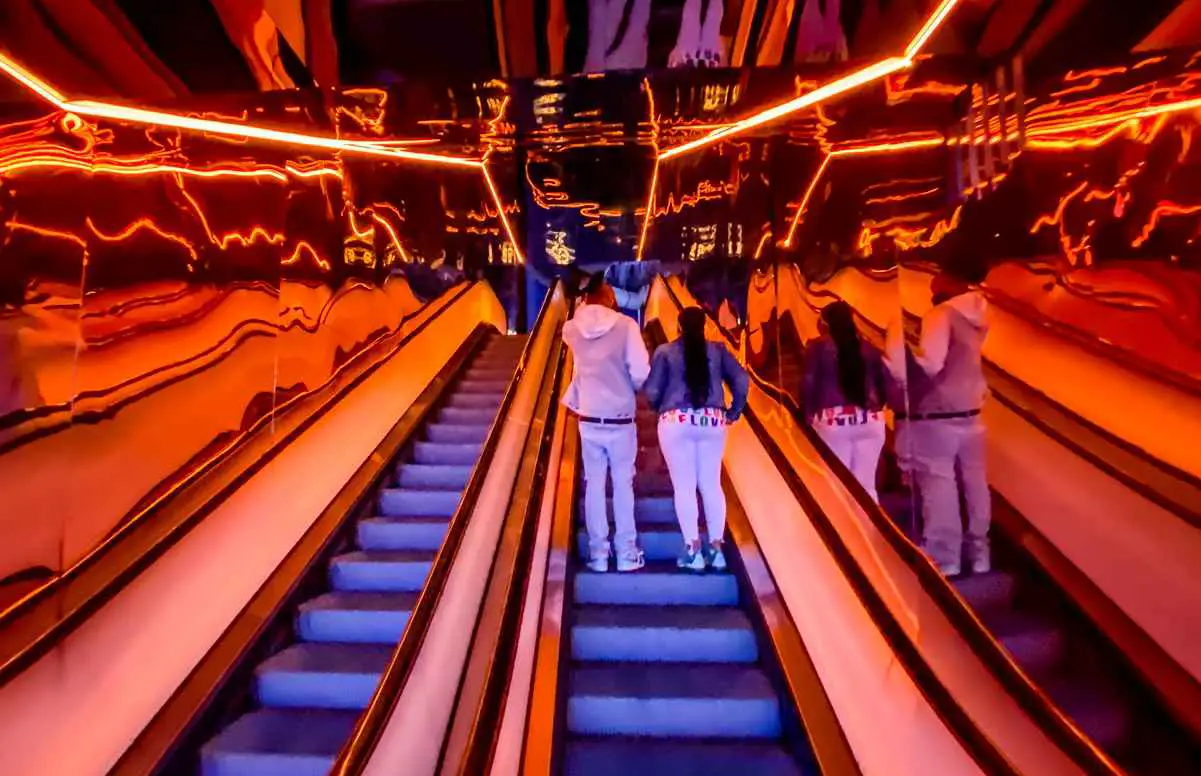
[561,398,813,775]
[199,334,526,775]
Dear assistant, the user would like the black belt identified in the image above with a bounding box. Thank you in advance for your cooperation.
[578,415,634,425]
[895,409,981,421]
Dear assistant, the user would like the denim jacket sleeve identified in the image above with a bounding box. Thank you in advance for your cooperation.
[644,345,669,411]
[720,344,749,418]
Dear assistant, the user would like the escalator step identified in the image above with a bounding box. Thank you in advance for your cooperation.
[456,380,509,394]
[358,516,450,551]
[446,393,503,410]
[577,496,677,524]
[329,550,435,592]
[379,487,462,517]
[564,738,806,776]
[987,611,1066,680]
[438,407,497,426]
[568,664,781,738]
[255,644,391,710]
[412,441,484,465]
[397,464,473,490]
[296,591,416,644]
[576,525,688,562]
[953,571,1018,615]
[425,423,490,444]
[1046,678,1132,751]
[572,605,758,663]
[574,563,739,607]
[200,709,358,776]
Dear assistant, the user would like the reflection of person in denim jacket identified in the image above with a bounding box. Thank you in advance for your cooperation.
[887,266,991,577]
[802,301,888,502]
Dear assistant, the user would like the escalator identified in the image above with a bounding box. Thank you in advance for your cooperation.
[766,317,1201,774]
[196,333,526,775]
[555,362,817,772]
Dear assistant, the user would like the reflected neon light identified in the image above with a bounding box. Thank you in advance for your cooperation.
[0,53,480,168]
[657,0,964,160]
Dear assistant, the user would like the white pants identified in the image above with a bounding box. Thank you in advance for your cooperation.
[657,412,727,546]
[897,417,991,570]
[579,423,638,559]
[812,414,885,503]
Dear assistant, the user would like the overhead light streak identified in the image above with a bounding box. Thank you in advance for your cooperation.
[0,52,481,169]
[657,0,964,160]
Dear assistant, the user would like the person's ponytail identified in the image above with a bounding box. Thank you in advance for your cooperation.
[680,307,710,407]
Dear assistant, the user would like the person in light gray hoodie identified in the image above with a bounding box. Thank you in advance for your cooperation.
[887,266,991,577]
[563,278,651,573]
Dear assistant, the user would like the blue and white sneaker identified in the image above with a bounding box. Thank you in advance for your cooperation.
[678,547,707,572]
[708,545,727,572]
[616,548,645,572]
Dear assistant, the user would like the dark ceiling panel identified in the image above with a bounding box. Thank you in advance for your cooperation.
[112,0,258,93]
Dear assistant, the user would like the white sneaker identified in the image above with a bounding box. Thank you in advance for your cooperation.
[938,562,962,577]
[587,554,610,573]
[708,545,727,572]
[677,547,706,572]
[970,557,991,575]
[616,549,645,573]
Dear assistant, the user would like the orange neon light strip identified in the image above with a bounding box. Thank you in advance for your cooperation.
[0,53,480,169]
[482,157,524,264]
[657,0,963,161]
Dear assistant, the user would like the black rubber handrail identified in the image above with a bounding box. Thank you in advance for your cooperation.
[660,278,1033,776]
[329,283,562,776]
[108,324,494,775]
[0,282,473,688]
[438,325,568,775]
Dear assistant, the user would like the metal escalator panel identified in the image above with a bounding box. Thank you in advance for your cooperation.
[197,334,526,775]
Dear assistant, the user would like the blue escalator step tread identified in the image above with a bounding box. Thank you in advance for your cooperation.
[568,664,781,738]
[379,487,462,517]
[1045,678,1132,750]
[255,643,391,710]
[577,525,685,562]
[200,709,359,776]
[413,441,484,465]
[986,611,1066,679]
[447,393,504,409]
[572,605,757,663]
[953,571,1018,615]
[329,550,435,592]
[564,738,806,776]
[358,516,450,551]
[574,562,739,606]
[397,464,474,490]
[426,423,490,444]
[297,591,416,644]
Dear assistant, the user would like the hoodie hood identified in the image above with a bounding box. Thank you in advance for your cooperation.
[568,303,623,340]
[943,289,989,329]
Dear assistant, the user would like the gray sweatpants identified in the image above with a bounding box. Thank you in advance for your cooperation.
[896,417,991,571]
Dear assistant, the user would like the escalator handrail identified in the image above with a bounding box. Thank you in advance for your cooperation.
[0,282,474,688]
[662,278,1118,776]
[519,408,579,775]
[437,328,569,775]
[108,324,495,775]
[330,282,564,776]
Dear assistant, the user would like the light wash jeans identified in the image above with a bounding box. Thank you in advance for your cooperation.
[657,410,728,546]
[579,422,639,560]
[897,417,991,572]
[812,411,885,503]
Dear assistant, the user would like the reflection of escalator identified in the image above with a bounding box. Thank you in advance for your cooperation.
[558,388,815,769]
[198,335,526,774]
[764,321,1201,773]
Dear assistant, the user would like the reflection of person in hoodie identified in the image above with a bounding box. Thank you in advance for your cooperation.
[563,275,652,573]
[887,266,991,577]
